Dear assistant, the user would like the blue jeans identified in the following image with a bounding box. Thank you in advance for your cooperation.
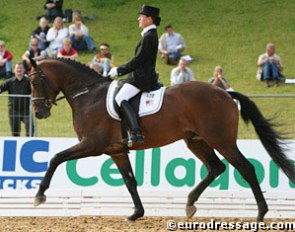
[263,61,279,81]
[0,60,13,76]
[99,59,111,74]
[29,33,47,51]
[70,34,96,51]
[169,51,181,60]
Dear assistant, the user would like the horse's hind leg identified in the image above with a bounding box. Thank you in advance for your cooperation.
[184,138,226,218]
[111,153,144,221]
[219,146,268,222]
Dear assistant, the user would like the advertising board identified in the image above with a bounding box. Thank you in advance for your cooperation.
[0,137,294,191]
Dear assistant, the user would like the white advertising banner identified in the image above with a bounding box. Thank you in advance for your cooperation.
[0,137,294,192]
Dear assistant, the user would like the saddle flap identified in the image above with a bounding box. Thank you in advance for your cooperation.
[106,80,166,120]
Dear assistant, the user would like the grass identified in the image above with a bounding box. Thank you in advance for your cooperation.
[0,0,295,138]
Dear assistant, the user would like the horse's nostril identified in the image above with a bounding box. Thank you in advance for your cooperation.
[35,111,41,119]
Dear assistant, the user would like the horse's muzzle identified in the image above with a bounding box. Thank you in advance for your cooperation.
[35,109,51,119]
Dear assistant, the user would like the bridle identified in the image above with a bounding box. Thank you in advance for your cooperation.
[29,65,107,109]
[29,67,65,109]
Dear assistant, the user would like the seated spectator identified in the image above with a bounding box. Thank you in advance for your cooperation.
[43,0,64,23]
[208,66,232,91]
[31,16,50,51]
[57,38,79,60]
[170,55,195,86]
[0,63,34,137]
[22,38,46,74]
[45,17,68,57]
[256,43,283,87]
[0,40,13,79]
[159,24,186,65]
[89,43,114,77]
[69,15,97,53]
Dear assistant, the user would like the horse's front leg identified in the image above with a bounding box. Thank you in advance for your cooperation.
[34,141,102,206]
[111,153,144,221]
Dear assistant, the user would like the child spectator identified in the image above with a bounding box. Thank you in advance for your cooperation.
[89,43,114,77]
[57,38,79,61]
[208,66,232,91]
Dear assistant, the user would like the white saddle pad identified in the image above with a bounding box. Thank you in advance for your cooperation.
[106,80,166,120]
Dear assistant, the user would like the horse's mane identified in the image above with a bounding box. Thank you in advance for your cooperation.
[40,58,112,89]
[49,58,101,77]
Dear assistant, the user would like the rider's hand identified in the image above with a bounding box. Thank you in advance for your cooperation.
[108,67,118,79]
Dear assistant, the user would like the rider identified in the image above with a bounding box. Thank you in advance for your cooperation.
[108,5,161,144]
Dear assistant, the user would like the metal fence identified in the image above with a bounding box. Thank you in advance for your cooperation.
[0,94,295,138]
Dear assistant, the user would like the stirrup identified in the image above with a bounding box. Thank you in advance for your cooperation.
[128,130,144,147]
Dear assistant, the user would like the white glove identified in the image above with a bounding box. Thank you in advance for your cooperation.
[108,67,118,79]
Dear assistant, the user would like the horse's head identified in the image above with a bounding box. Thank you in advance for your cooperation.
[29,58,58,119]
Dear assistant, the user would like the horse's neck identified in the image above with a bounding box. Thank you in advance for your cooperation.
[63,77,111,107]
[56,69,102,96]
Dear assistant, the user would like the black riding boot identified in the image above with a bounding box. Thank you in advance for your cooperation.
[120,100,144,144]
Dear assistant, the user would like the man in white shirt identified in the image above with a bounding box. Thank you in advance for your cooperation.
[69,15,97,53]
[158,24,186,65]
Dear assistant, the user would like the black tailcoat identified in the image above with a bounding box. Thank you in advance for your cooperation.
[117,28,158,92]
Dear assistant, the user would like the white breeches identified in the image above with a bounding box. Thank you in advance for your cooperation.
[115,83,141,106]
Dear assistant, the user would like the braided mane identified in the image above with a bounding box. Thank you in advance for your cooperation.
[50,58,100,77]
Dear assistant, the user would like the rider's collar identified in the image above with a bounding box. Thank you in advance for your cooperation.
[141,24,156,37]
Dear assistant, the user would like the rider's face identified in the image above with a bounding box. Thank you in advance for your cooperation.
[138,14,152,29]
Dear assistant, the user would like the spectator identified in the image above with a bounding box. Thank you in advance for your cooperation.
[257,43,283,87]
[57,38,79,60]
[0,40,13,79]
[46,17,68,57]
[31,16,50,51]
[43,0,64,23]
[158,24,186,65]
[208,66,232,91]
[89,43,114,77]
[22,38,46,74]
[69,15,97,53]
[0,63,34,137]
[170,55,195,86]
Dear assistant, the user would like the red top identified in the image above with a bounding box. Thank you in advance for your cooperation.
[1,50,13,60]
[59,48,77,56]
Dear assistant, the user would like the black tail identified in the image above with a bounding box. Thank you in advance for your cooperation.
[228,91,295,184]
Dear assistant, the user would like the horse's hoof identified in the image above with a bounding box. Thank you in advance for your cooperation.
[34,194,47,207]
[126,210,144,221]
[257,208,268,222]
[186,205,197,218]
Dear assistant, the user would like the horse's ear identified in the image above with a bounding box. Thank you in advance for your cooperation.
[29,57,37,68]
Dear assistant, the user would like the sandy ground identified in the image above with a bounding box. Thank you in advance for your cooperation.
[0,216,294,232]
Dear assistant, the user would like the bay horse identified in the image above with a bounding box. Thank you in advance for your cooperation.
[29,58,295,222]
